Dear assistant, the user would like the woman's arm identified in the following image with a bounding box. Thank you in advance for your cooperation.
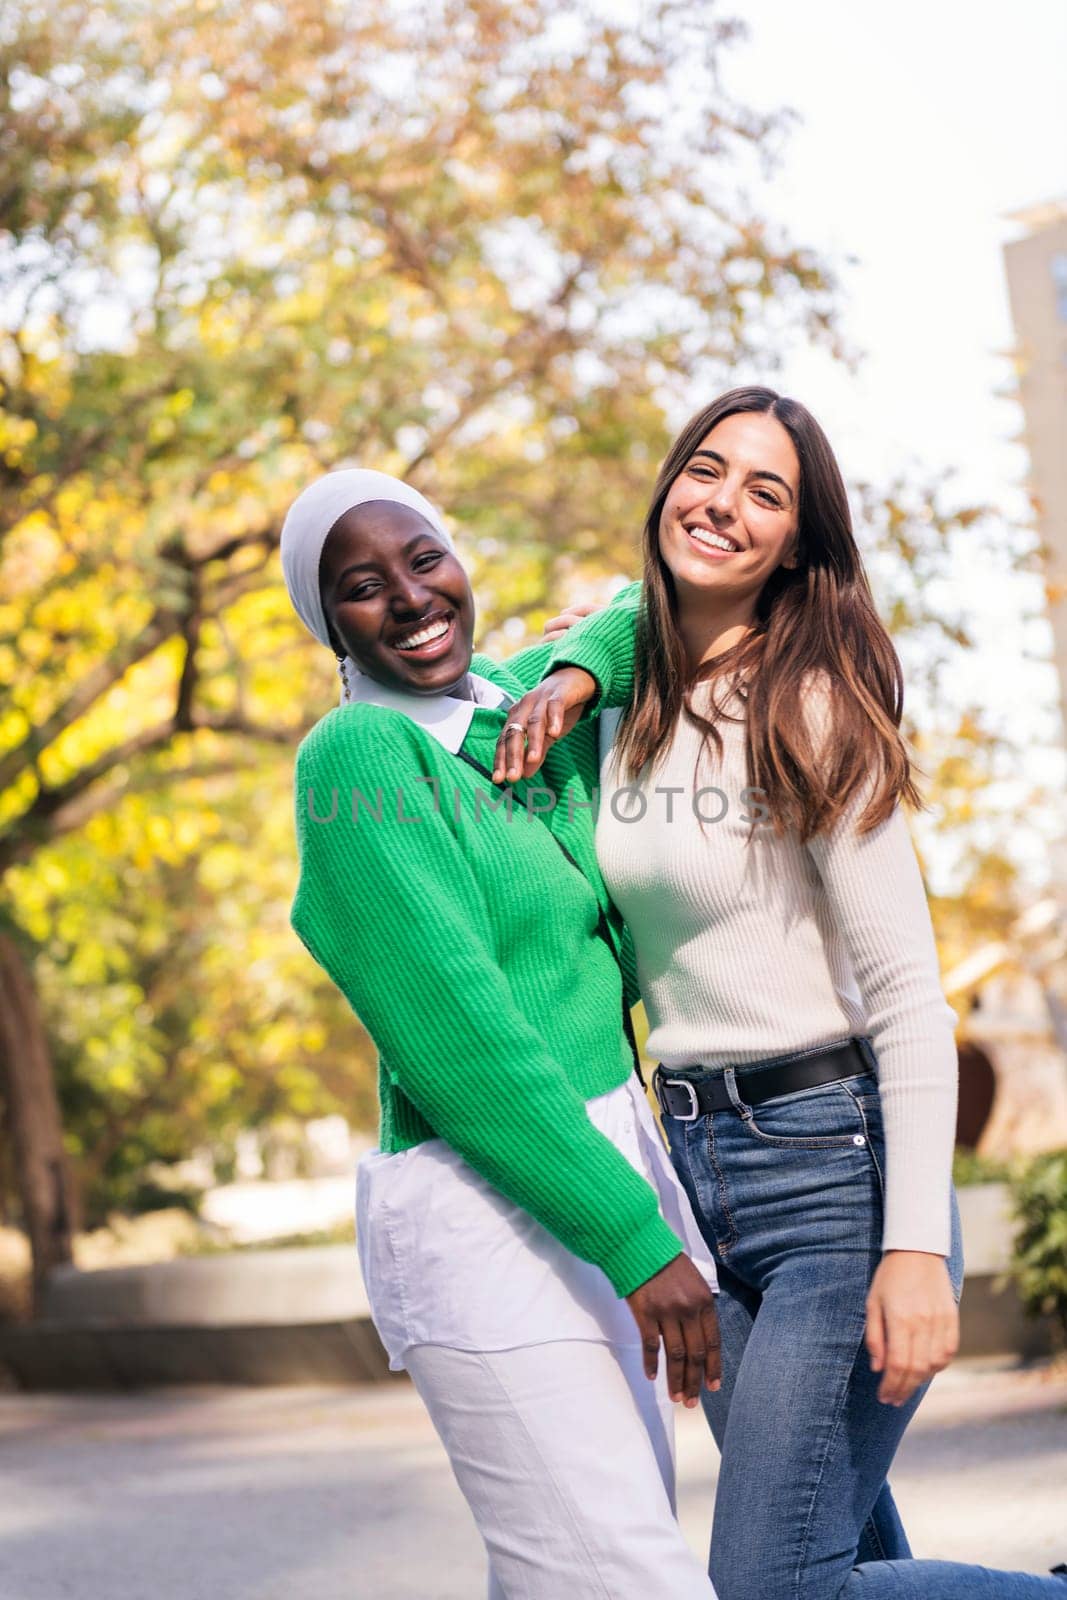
[291,708,682,1298]
[806,794,960,1403]
[492,582,643,782]
[805,800,958,1258]
[471,639,555,694]
[472,583,639,699]
[546,580,641,710]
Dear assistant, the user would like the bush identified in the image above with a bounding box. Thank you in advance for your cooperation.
[1009,1150,1067,1347]
[952,1148,1012,1187]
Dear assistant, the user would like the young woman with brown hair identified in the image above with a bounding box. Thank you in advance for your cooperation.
[495,388,1067,1599]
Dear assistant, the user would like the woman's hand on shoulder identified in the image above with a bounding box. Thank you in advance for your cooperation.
[493,666,599,782]
[865,1249,959,1406]
[542,601,602,641]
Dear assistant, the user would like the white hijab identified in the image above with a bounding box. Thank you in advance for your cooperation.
[279,468,455,703]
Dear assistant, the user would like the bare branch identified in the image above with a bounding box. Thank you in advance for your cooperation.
[0,757,250,876]
[192,713,304,744]
[195,529,277,568]
[174,573,203,734]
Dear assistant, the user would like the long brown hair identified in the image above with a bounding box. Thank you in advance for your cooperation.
[614,386,920,840]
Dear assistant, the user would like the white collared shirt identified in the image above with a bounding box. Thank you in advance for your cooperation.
[342,669,511,752]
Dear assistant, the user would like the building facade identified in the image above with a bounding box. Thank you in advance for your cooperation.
[958,205,1067,1156]
[1003,201,1067,781]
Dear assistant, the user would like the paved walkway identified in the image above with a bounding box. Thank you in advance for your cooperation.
[1,1358,1064,1599]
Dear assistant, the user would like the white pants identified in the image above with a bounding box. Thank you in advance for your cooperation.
[405,1339,717,1600]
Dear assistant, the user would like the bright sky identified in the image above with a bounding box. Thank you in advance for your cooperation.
[718,0,1067,885]
[723,0,1067,497]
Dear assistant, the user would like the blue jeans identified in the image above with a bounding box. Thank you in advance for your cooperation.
[661,1040,1065,1600]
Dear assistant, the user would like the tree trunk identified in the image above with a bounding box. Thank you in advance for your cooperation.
[0,930,78,1313]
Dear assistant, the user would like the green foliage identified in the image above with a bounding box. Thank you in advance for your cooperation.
[183,1219,356,1256]
[1,0,839,1220]
[8,773,378,1224]
[0,0,1044,1227]
[951,1147,1013,1188]
[1009,1150,1067,1345]
[118,1177,204,1219]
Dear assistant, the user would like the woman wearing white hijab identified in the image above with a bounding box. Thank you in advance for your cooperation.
[281,469,721,1600]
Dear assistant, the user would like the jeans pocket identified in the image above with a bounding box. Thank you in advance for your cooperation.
[739,1073,879,1149]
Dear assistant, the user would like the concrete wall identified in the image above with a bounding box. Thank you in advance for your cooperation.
[0,1188,1056,1390]
[0,1244,393,1390]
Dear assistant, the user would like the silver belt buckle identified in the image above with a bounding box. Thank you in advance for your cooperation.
[658,1075,700,1123]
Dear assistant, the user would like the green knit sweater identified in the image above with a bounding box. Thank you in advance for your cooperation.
[547,579,641,707]
[290,639,682,1297]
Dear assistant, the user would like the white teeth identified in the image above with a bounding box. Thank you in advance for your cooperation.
[395,618,451,650]
[688,526,739,554]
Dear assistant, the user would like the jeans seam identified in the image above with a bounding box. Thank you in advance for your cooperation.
[702,1118,739,1257]
[843,1082,885,1204]
[860,1508,889,1562]
[792,1328,869,1600]
[739,1126,865,1150]
[734,1082,870,1150]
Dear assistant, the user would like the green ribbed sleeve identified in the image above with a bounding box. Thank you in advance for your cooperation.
[546,580,641,711]
[290,706,682,1296]
[475,638,556,692]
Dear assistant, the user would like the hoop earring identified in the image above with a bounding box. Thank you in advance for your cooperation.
[336,654,350,700]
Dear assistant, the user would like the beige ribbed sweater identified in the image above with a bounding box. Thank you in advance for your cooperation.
[555,591,959,1257]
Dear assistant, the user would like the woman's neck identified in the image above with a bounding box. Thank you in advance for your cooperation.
[677,593,758,674]
[445,672,476,702]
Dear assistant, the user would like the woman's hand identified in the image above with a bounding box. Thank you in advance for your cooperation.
[493,666,599,783]
[542,601,602,641]
[626,1254,722,1407]
[865,1250,959,1406]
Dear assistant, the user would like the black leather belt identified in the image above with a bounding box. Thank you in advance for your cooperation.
[654,1039,868,1122]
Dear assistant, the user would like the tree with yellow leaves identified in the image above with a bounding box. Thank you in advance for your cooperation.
[1,0,843,1303]
[2,0,1049,1314]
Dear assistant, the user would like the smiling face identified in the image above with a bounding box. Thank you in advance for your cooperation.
[657,409,801,620]
[318,500,476,696]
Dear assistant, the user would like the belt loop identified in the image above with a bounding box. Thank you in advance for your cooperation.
[723,1065,751,1119]
[857,1036,879,1077]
